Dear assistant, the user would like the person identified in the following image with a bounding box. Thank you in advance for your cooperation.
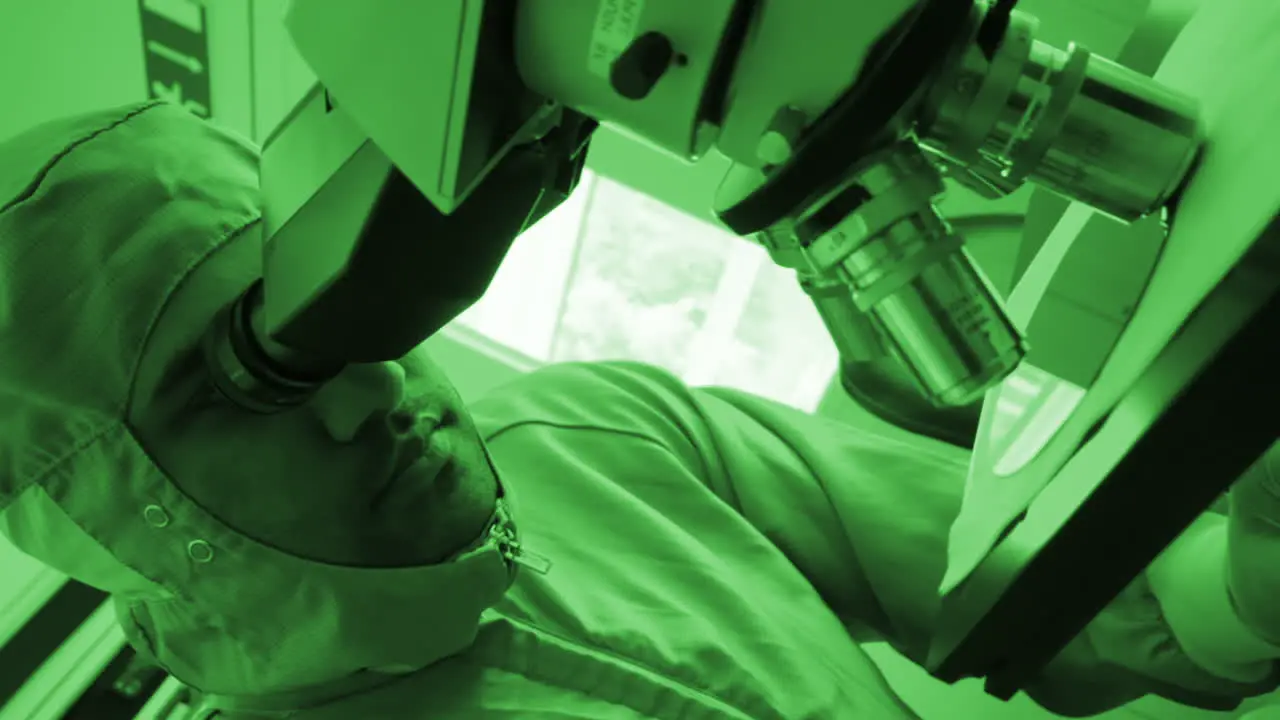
[0,100,1277,718]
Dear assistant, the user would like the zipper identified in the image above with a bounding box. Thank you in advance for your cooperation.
[489,519,553,575]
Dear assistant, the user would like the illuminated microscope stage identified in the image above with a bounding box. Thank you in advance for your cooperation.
[927,0,1280,699]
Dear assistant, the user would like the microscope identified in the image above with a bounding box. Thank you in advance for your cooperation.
[197,0,1280,701]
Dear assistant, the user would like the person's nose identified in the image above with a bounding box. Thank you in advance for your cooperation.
[309,361,407,443]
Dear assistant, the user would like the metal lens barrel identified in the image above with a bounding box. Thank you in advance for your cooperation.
[199,280,341,414]
[918,7,1203,224]
[784,142,1025,407]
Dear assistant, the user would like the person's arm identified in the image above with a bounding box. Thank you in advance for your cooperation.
[521,361,1277,715]
[1226,443,1280,646]
[655,372,1277,714]
[1134,445,1280,691]
[1144,443,1280,683]
[1146,511,1280,682]
[1209,491,1232,515]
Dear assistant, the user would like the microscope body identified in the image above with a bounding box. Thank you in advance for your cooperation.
[197,0,1280,702]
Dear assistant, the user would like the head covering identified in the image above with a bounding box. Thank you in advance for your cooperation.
[0,101,524,716]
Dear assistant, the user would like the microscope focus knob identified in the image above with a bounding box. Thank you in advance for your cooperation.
[610,31,676,100]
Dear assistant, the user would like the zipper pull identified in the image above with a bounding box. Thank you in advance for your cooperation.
[492,526,553,575]
[501,538,553,575]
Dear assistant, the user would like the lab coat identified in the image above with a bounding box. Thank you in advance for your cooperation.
[226,360,1276,718]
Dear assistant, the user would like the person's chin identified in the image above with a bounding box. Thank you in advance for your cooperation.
[386,458,499,566]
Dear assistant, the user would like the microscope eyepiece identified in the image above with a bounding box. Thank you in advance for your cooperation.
[199,279,344,414]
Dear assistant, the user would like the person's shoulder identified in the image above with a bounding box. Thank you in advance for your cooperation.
[469,360,705,440]
[512,360,687,395]
[472,359,691,413]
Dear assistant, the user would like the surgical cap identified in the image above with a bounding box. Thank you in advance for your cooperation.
[0,101,516,710]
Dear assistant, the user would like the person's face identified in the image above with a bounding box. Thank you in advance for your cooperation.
[127,228,498,567]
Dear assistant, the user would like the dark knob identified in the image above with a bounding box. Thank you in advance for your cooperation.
[610,31,676,100]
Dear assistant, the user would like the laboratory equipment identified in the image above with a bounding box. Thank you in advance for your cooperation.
[194,0,1279,701]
